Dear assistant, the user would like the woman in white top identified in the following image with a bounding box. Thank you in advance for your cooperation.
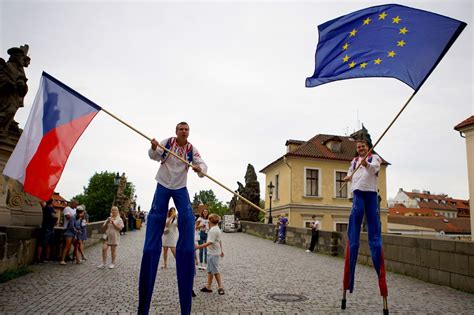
[162,207,178,269]
[98,206,124,269]
[195,209,209,270]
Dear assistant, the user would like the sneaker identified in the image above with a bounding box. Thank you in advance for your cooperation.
[200,287,212,293]
[305,250,311,253]
[218,288,225,295]
[59,261,67,265]
[108,264,115,269]
[97,263,106,269]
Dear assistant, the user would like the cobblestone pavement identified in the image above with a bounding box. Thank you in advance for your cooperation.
[1,226,473,314]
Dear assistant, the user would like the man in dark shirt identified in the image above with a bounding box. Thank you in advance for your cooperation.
[37,199,57,262]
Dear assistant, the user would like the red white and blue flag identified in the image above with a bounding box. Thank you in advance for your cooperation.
[3,72,101,200]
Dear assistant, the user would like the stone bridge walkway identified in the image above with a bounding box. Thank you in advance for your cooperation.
[0,226,473,314]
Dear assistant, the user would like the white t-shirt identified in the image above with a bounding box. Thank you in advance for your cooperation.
[63,206,76,228]
[311,220,320,231]
[148,138,208,190]
[207,225,222,256]
[196,217,209,232]
[348,154,381,192]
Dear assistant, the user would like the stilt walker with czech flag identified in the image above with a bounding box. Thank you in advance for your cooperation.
[305,3,467,314]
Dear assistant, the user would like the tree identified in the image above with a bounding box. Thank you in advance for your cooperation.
[72,171,134,222]
[192,189,229,217]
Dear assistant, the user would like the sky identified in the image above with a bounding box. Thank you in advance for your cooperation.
[1,0,473,211]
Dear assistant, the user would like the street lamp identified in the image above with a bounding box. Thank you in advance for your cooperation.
[113,172,120,206]
[114,172,120,185]
[267,181,275,224]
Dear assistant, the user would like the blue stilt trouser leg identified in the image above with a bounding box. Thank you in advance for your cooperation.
[138,184,195,315]
[344,190,384,293]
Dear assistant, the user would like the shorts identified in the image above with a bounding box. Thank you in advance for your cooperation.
[206,255,220,275]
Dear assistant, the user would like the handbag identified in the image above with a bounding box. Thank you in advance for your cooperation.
[101,234,108,241]
[163,228,170,235]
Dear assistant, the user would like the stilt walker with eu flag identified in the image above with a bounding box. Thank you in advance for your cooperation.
[305,4,466,314]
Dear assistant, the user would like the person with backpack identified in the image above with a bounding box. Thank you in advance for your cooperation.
[342,140,387,302]
[138,122,207,315]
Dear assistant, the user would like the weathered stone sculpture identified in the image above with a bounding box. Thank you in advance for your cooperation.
[230,164,261,221]
[0,45,30,137]
[350,124,373,148]
[0,45,40,227]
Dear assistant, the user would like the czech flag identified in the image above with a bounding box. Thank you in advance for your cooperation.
[3,72,101,200]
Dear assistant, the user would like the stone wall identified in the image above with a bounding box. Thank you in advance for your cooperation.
[241,221,474,293]
[0,221,105,274]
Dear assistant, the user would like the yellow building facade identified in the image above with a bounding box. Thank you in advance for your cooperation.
[261,134,388,233]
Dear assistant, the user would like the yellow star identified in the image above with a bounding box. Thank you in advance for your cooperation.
[374,58,382,65]
[388,50,396,57]
[379,12,387,20]
[342,55,350,62]
[349,61,356,68]
[342,43,349,50]
[349,29,357,37]
[363,17,371,25]
[399,27,408,34]
[359,62,368,69]
[392,16,402,24]
[397,40,406,47]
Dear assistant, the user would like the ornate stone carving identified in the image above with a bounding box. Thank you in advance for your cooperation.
[0,45,30,138]
[229,164,261,221]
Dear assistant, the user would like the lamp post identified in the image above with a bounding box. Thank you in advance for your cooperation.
[113,172,120,205]
[268,181,275,224]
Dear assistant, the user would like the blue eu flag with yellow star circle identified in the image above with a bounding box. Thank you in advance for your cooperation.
[305,4,466,91]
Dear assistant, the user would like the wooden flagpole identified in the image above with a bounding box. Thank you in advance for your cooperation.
[339,91,418,192]
[100,108,266,214]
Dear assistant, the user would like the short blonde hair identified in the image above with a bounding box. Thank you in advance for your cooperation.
[208,213,221,224]
[111,206,119,217]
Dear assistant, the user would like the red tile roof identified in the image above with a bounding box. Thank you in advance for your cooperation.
[261,134,389,172]
[389,207,437,217]
[454,115,474,131]
[388,216,471,234]
[51,192,68,210]
[403,190,469,213]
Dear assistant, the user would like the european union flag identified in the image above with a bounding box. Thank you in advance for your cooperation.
[306,4,466,91]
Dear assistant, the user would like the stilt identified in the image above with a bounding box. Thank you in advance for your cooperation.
[383,296,389,315]
[341,290,347,310]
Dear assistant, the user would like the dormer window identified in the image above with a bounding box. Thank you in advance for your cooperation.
[322,136,343,153]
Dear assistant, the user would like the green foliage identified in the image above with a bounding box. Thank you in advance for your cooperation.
[192,189,229,217]
[0,266,31,283]
[258,199,265,222]
[72,171,135,222]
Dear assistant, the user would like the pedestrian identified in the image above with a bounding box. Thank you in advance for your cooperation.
[97,206,124,269]
[138,121,207,315]
[195,213,225,295]
[72,206,84,264]
[36,199,57,263]
[306,215,320,253]
[342,140,387,298]
[277,215,288,244]
[162,207,178,269]
[119,210,128,235]
[60,199,77,263]
[195,208,209,270]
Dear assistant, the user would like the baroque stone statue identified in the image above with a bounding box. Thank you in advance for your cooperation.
[229,164,261,221]
[0,45,30,137]
[350,124,373,148]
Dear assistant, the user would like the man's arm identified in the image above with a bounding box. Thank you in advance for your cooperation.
[148,138,166,161]
[191,146,207,177]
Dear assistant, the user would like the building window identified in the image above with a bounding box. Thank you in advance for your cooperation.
[336,223,348,232]
[335,171,348,198]
[275,174,280,200]
[305,168,319,196]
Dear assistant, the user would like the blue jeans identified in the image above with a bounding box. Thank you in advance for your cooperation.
[138,184,195,315]
[198,230,208,264]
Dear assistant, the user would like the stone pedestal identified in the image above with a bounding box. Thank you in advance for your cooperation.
[0,126,41,227]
